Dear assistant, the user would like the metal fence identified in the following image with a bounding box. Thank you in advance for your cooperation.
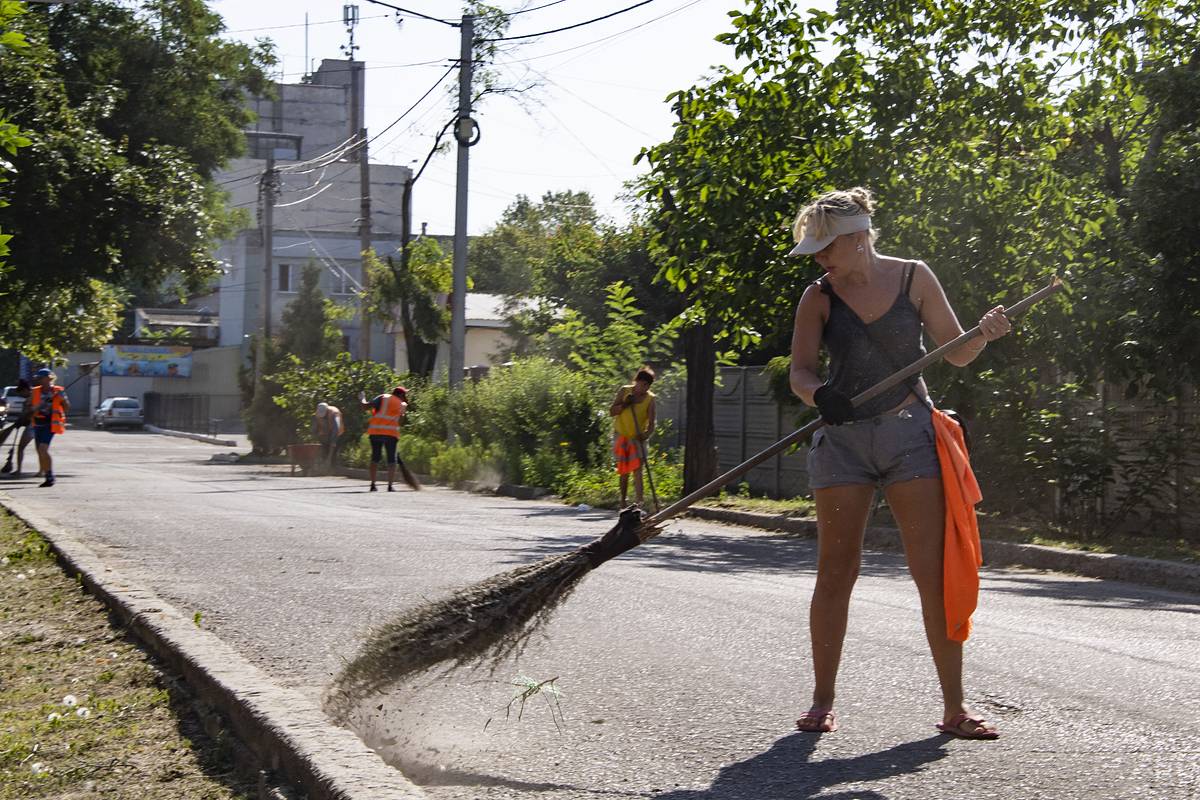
[143,393,242,435]
[657,366,813,499]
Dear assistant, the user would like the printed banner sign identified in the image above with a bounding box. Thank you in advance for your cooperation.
[100,345,192,378]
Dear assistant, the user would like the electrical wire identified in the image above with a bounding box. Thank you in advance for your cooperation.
[496,0,703,65]
[505,0,572,15]
[484,0,658,42]
[223,14,389,34]
[272,183,334,208]
[359,0,457,27]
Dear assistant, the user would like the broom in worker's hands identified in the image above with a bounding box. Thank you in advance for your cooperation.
[325,278,1063,720]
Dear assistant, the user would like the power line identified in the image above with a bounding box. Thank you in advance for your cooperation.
[485,0,659,42]
[359,0,457,27]
[365,63,457,147]
[223,14,389,34]
[506,0,572,15]
[497,0,704,64]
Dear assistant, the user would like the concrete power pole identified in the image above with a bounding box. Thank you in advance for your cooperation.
[257,152,277,383]
[449,14,474,389]
[358,124,372,361]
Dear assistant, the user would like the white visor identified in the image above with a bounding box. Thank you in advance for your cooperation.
[788,213,871,256]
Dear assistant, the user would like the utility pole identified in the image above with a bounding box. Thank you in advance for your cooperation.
[358,124,372,361]
[257,152,277,383]
[449,14,475,389]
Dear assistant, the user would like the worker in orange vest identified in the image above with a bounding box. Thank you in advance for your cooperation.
[29,368,69,488]
[360,386,407,492]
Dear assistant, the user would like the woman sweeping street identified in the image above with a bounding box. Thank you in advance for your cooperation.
[787,187,1011,739]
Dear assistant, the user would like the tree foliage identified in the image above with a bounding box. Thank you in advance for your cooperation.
[278,264,345,364]
[363,239,451,377]
[534,281,680,388]
[0,0,272,358]
[270,352,403,445]
[636,0,1200,513]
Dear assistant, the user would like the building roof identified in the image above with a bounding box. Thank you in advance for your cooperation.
[465,293,533,329]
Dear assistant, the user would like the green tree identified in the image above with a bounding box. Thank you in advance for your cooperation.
[534,281,679,388]
[0,1,272,358]
[278,264,345,364]
[363,239,451,377]
[271,352,402,445]
[636,0,1199,503]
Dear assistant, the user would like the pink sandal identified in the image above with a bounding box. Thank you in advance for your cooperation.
[937,713,999,740]
[796,708,837,733]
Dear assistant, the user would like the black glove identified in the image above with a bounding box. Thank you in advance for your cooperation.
[813,385,854,425]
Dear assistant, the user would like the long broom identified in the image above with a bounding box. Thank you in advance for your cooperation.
[325,278,1063,720]
[630,401,659,512]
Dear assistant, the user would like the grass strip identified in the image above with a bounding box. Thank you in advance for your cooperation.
[0,511,256,799]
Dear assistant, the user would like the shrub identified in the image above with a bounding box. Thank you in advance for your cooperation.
[429,442,500,485]
[519,445,577,490]
[270,352,405,445]
[448,357,605,481]
[556,448,684,509]
[396,436,440,474]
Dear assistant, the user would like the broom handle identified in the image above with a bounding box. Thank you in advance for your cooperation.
[629,401,660,512]
[642,276,1064,529]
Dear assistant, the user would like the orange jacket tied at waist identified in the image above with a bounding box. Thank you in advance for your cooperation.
[931,409,982,643]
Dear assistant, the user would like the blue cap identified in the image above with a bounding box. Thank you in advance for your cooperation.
[34,368,52,378]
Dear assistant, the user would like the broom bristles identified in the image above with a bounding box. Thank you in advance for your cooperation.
[325,508,648,721]
[325,550,593,721]
[396,458,421,491]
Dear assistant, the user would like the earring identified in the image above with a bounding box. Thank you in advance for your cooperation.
[856,244,864,253]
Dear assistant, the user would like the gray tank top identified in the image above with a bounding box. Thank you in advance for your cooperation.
[819,262,925,420]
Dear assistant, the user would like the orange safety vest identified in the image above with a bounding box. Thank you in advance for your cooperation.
[367,394,404,438]
[30,385,67,434]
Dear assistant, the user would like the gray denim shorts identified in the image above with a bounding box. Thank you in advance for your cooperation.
[807,402,941,490]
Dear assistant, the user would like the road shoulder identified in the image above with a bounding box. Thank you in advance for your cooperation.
[0,495,425,800]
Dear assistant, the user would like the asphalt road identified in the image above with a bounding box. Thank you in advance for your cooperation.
[3,429,1198,799]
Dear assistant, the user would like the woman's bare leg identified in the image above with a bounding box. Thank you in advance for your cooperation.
[885,477,995,735]
[808,483,875,711]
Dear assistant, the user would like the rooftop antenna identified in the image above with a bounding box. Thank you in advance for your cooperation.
[341,4,360,60]
[303,12,309,80]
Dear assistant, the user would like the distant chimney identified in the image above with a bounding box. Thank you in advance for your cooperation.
[420,222,428,237]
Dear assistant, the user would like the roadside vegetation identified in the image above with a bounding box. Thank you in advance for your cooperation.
[0,513,254,799]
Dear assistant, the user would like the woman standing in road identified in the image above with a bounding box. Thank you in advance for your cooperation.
[788,187,1010,739]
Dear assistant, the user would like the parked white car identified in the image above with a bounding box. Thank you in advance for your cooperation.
[1,385,25,423]
[93,397,144,429]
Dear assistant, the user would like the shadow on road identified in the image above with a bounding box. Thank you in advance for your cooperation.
[485,526,910,580]
[656,733,949,800]
[985,571,1200,612]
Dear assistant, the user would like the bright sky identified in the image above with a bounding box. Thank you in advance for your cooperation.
[210,0,750,236]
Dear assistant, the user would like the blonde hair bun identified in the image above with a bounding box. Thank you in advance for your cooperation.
[792,186,876,244]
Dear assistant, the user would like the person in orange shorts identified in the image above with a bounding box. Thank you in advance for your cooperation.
[608,368,656,510]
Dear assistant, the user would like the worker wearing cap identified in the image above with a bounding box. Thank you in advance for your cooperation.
[360,386,407,492]
[29,368,69,488]
[313,402,345,472]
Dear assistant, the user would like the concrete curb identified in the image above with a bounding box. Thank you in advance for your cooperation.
[0,496,426,800]
[145,424,237,447]
[687,506,1200,594]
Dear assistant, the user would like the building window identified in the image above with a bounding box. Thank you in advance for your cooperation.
[247,134,301,160]
[278,263,295,293]
[331,267,355,296]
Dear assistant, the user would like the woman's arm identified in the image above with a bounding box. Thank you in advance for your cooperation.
[789,284,827,406]
[910,261,1010,367]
